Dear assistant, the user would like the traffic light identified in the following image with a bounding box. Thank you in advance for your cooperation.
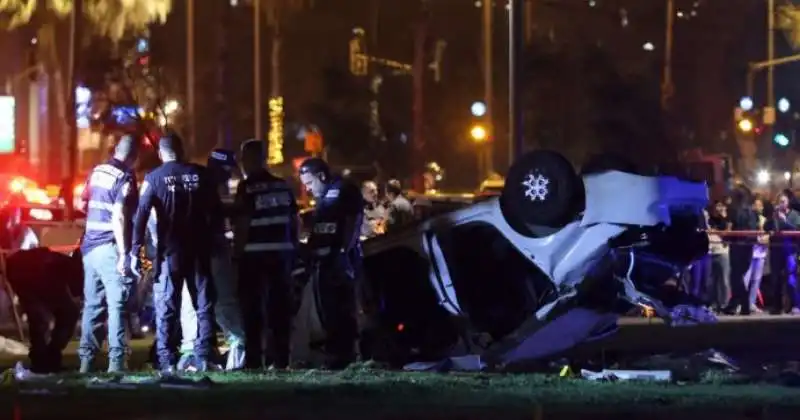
[738,118,753,133]
[349,28,368,76]
[734,106,756,134]
[470,124,487,142]
[774,133,790,147]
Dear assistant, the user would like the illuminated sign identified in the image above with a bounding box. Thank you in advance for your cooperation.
[76,86,91,129]
[268,96,284,165]
[0,96,15,154]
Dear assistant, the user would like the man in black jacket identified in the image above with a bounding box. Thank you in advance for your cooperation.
[5,247,82,373]
[725,189,758,315]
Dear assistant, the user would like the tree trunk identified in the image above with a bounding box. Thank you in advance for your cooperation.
[270,21,281,99]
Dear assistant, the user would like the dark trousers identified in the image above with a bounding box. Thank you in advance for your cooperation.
[313,261,358,365]
[153,253,216,367]
[239,253,293,369]
[18,288,79,373]
[770,250,798,312]
[728,246,752,311]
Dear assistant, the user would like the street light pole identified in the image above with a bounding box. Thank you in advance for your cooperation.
[254,0,263,142]
[186,0,195,155]
[66,0,84,220]
[482,0,494,176]
[508,0,524,166]
[768,0,775,111]
[661,0,675,110]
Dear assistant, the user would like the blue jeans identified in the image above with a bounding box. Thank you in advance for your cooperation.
[78,243,134,361]
[153,253,216,367]
[744,257,766,307]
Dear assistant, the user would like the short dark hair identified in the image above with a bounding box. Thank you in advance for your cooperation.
[240,139,265,162]
[114,135,138,160]
[386,179,402,196]
[299,157,330,177]
[158,134,184,157]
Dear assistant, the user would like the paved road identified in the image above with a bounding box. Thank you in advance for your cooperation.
[568,314,800,364]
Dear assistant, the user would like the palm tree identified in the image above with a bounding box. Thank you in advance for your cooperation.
[0,0,172,204]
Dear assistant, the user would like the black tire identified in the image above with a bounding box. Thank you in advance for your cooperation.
[501,150,583,232]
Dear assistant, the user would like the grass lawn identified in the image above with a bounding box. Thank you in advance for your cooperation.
[0,338,799,419]
[1,365,800,419]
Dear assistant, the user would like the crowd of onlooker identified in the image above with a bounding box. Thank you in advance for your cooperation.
[690,188,800,315]
[360,180,415,238]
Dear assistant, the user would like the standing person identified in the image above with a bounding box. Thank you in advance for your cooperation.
[361,181,385,238]
[726,190,758,315]
[765,192,800,314]
[177,148,247,371]
[131,135,221,373]
[384,179,414,233]
[743,198,768,314]
[233,140,299,370]
[78,135,139,373]
[299,158,364,369]
[706,201,731,312]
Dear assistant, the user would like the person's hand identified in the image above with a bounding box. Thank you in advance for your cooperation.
[129,254,142,279]
[778,211,788,221]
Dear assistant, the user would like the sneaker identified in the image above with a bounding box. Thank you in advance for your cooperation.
[185,358,218,373]
[159,365,178,376]
[177,354,195,372]
[267,364,290,372]
[79,359,94,374]
[791,307,800,315]
[750,306,764,314]
[108,359,127,373]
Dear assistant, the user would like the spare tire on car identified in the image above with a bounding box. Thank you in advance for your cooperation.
[500,150,584,234]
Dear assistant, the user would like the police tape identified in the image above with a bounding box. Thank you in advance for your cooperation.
[706,230,800,247]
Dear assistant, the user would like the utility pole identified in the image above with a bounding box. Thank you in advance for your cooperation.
[766,0,776,160]
[508,0,524,166]
[412,8,428,192]
[66,0,84,220]
[186,0,196,155]
[661,0,675,110]
[217,0,231,149]
[482,0,494,176]
[254,0,263,143]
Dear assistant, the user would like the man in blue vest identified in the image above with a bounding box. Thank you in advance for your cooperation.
[78,135,139,373]
[233,140,298,369]
[132,134,222,373]
[298,157,363,369]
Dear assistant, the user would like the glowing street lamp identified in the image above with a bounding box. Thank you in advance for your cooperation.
[756,169,771,185]
[470,101,486,117]
[470,124,487,142]
[738,118,753,133]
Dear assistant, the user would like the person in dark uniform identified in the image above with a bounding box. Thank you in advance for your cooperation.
[78,135,139,373]
[3,232,82,373]
[233,139,298,369]
[178,148,246,371]
[298,157,364,369]
[131,134,222,373]
[725,188,758,315]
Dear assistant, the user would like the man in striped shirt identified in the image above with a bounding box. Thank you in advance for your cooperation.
[233,139,299,369]
[77,136,139,373]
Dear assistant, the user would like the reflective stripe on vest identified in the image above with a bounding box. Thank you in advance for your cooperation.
[244,242,294,252]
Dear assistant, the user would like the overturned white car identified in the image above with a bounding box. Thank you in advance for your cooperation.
[293,151,714,369]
